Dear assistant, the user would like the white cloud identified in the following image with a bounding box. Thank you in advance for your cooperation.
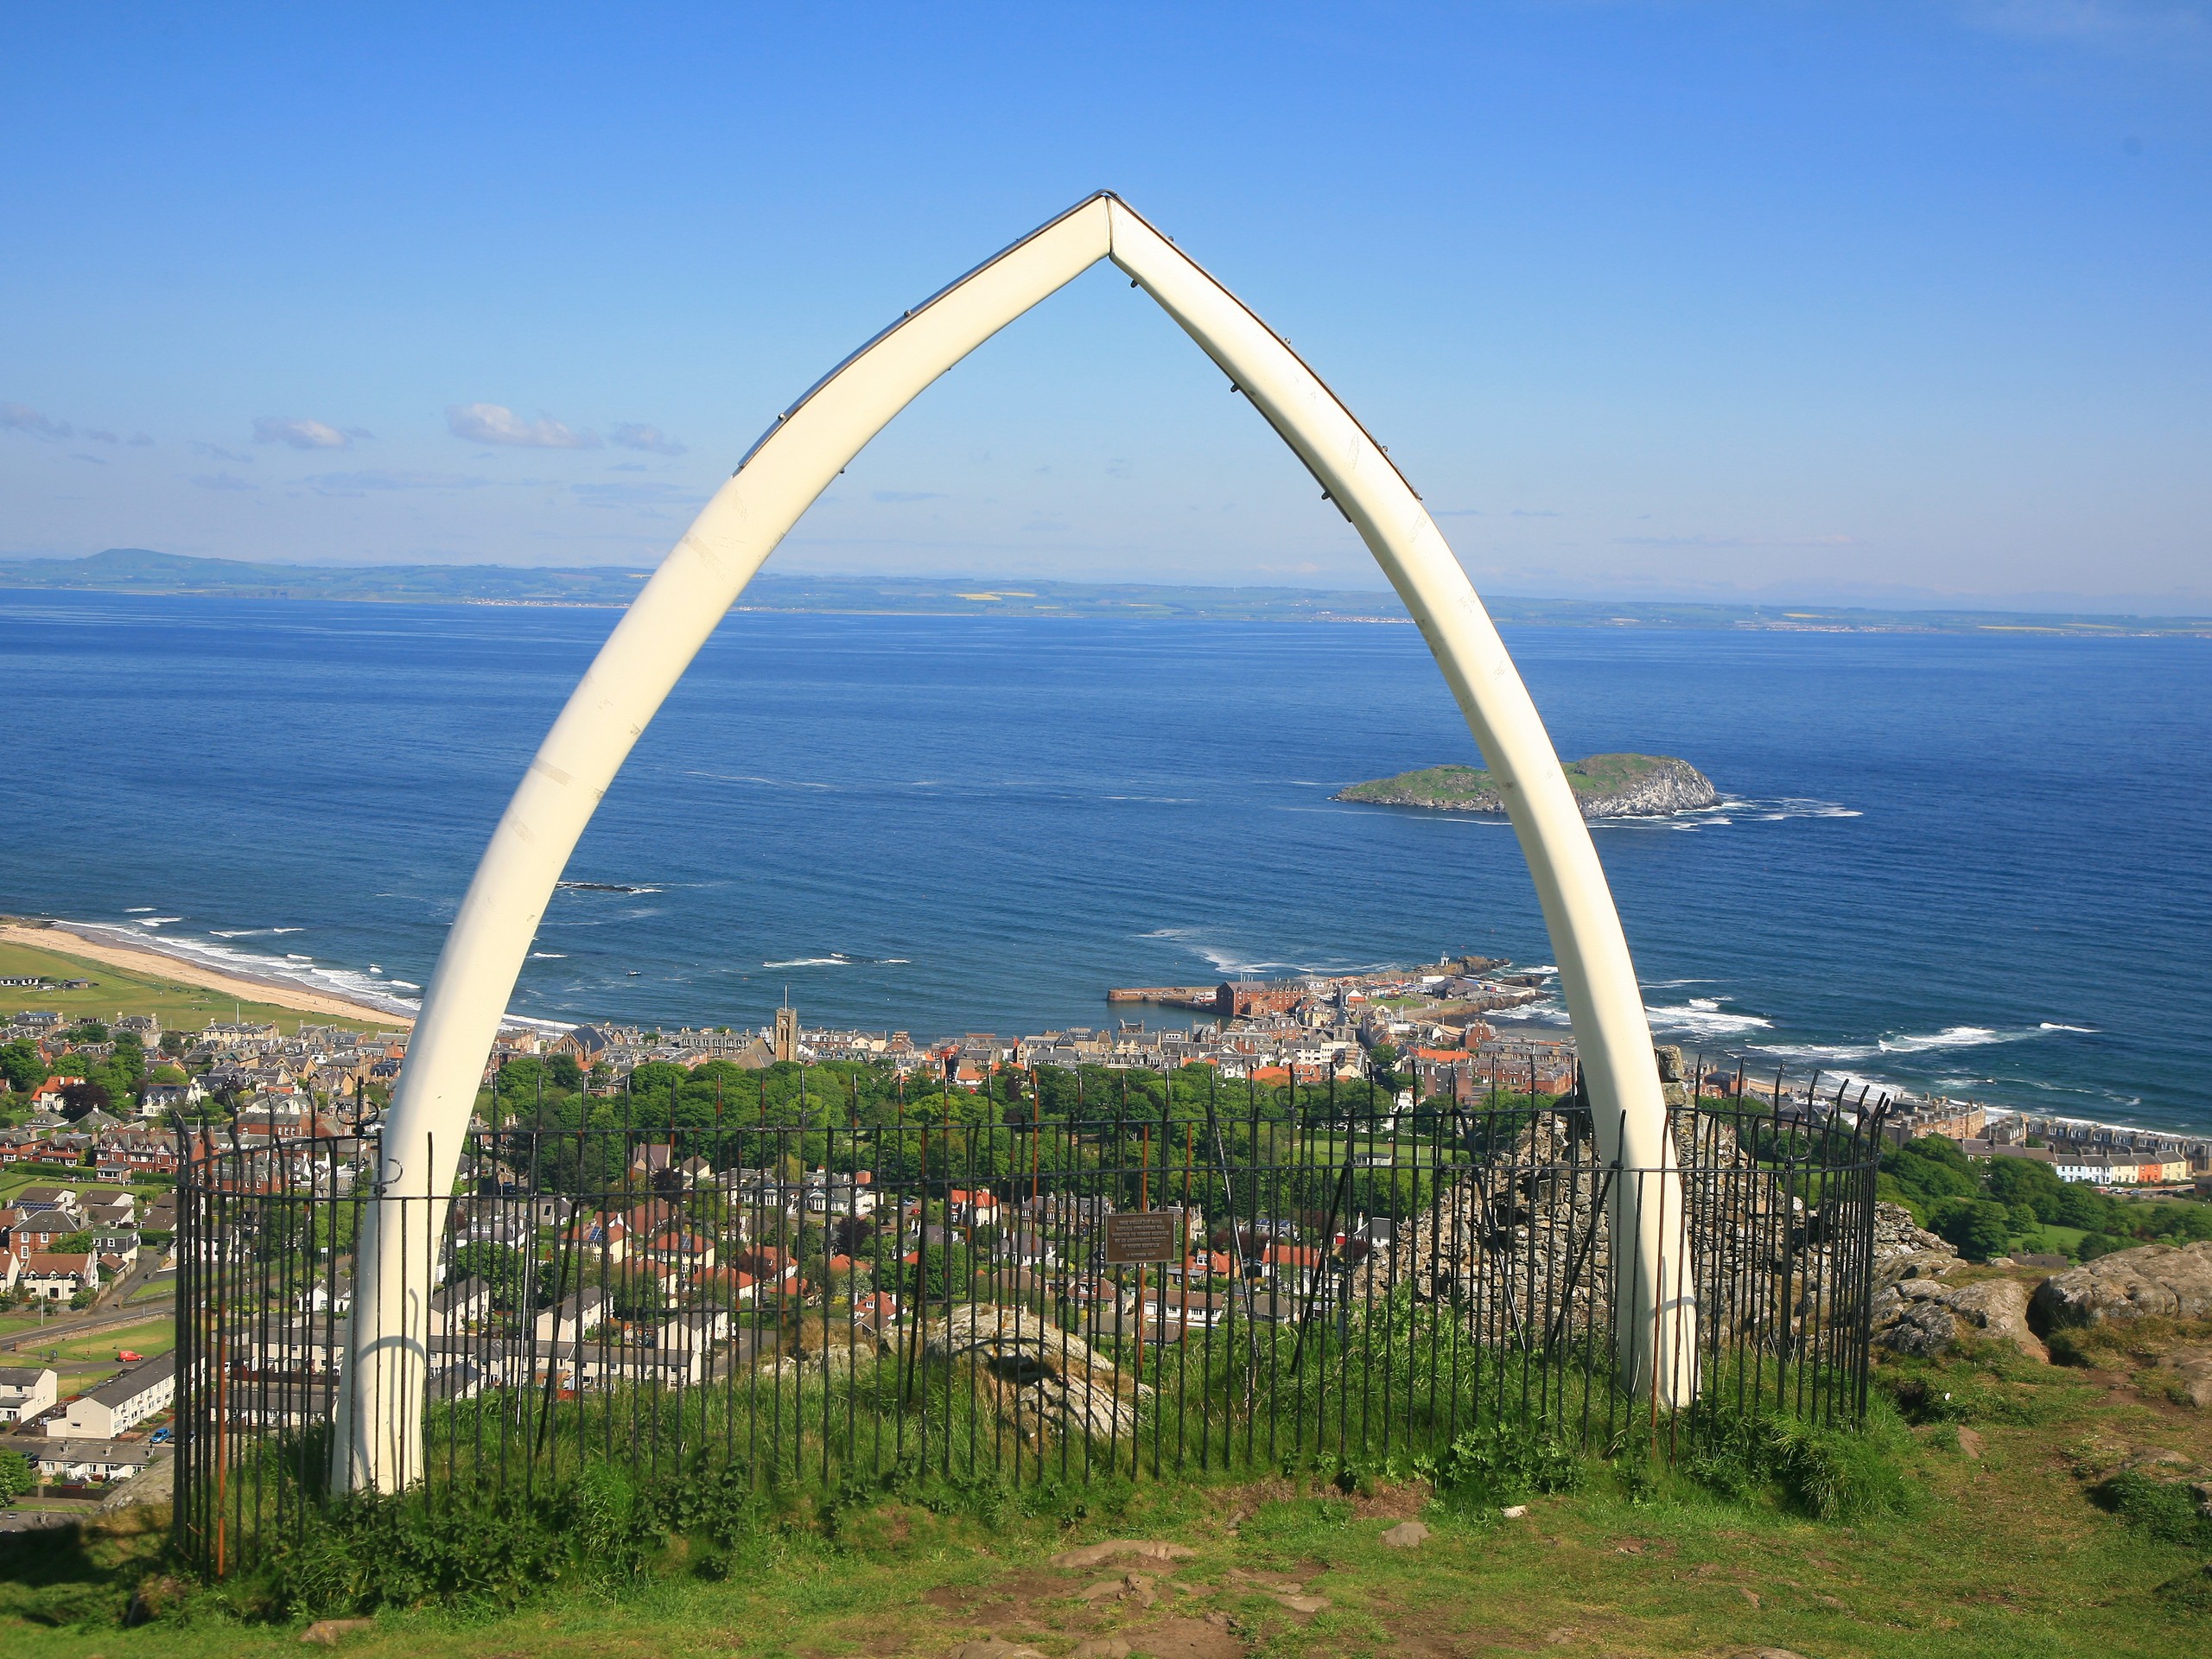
[2,402,72,439]
[191,442,253,462]
[447,403,600,448]
[610,422,686,455]
[255,416,353,450]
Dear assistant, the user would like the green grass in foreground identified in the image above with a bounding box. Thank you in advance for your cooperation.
[5,1314,2212,1658]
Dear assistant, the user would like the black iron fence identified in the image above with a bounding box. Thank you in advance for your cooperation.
[175,1081,1885,1576]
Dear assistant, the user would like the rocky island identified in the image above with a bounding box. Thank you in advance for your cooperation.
[1335,752,1718,818]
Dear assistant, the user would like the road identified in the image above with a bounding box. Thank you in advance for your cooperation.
[0,1255,172,1356]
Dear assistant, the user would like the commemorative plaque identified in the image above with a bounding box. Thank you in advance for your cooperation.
[1102,1207,1183,1264]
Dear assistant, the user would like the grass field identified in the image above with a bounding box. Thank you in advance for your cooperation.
[3,1297,2210,1657]
[43,1316,175,1366]
[0,938,364,1039]
[0,1172,173,1209]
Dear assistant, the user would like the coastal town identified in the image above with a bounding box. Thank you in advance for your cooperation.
[4,941,2210,1519]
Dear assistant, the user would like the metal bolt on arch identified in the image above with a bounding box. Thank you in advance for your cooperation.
[336,193,1696,1494]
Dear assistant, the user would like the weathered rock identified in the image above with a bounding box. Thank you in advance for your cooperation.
[948,1642,1046,1659]
[2030,1242,2212,1330]
[1879,1249,1961,1286]
[925,1306,1148,1445]
[1380,1521,1429,1548]
[1873,1202,1955,1262]
[1069,1640,1131,1659]
[2158,1344,2212,1408]
[1050,1538,1196,1570]
[1872,1275,2045,1361]
[300,1620,375,1647]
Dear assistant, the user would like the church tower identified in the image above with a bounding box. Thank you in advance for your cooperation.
[772,994,799,1065]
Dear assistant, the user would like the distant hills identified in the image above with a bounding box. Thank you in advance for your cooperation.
[0,547,657,605]
[1337,754,1719,818]
[2,549,2206,634]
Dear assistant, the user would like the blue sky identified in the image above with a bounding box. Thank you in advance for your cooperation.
[2,3,2207,607]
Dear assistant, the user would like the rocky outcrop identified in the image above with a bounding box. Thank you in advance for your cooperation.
[2030,1242,2212,1331]
[1873,1202,1955,1265]
[923,1304,1147,1445]
[2158,1345,2212,1409]
[1352,1109,1611,1342]
[1335,754,1717,818]
[1872,1274,2046,1362]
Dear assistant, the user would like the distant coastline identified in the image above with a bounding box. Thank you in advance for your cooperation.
[0,918,415,1027]
[3,549,2209,636]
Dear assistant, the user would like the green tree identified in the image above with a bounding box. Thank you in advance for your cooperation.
[449,1241,539,1312]
[906,1237,974,1305]
[0,1040,44,1093]
[1933,1198,2013,1262]
[0,1449,34,1503]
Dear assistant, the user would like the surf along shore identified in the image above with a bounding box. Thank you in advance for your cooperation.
[0,918,412,1030]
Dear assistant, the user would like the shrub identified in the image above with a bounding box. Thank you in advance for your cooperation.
[263,1468,664,1618]
[1684,1405,1914,1522]
[1420,1421,1583,1505]
[2092,1471,2212,1549]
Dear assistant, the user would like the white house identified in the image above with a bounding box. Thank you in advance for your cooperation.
[142,1079,207,1117]
[49,1351,175,1438]
[19,1253,99,1300]
[0,1364,58,1424]
[429,1275,493,1329]
[32,1438,155,1484]
[534,1286,609,1345]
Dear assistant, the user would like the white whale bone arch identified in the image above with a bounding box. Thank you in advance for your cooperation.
[335,192,1695,1493]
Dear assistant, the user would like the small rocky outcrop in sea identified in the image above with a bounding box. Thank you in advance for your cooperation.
[1334,753,1717,818]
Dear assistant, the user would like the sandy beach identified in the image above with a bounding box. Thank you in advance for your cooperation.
[0,919,414,1028]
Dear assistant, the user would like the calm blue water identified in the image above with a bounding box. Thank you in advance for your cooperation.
[2,590,2207,1135]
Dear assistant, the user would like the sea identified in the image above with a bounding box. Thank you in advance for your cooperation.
[2,589,2207,1137]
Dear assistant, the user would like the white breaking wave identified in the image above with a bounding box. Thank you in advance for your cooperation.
[60,918,424,1019]
[764,956,857,968]
[529,951,566,959]
[1878,1025,2012,1054]
[2040,1022,2099,1033]
[136,916,182,926]
[1644,997,1774,1037]
[124,906,155,913]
